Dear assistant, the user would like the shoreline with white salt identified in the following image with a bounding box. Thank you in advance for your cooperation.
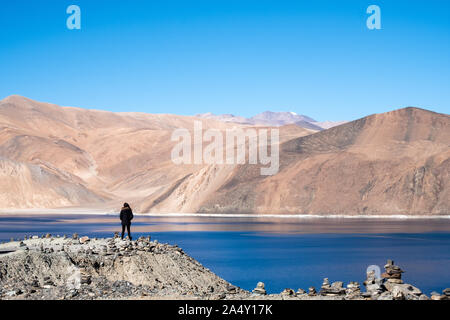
[0,208,449,219]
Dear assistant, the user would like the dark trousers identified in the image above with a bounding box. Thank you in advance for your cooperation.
[121,223,131,240]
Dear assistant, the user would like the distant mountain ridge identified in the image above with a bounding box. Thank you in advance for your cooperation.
[0,95,448,215]
[195,111,346,130]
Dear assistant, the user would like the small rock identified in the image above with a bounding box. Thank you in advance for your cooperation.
[214,293,226,300]
[281,288,295,296]
[226,285,237,294]
[308,287,316,296]
[79,236,90,244]
[30,279,40,288]
[331,281,344,290]
[6,291,16,297]
[70,289,79,298]
[296,288,306,295]
[377,291,393,300]
[391,286,405,300]
[386,278,403,284]
[431,294,442,300]
[385,282,421,296]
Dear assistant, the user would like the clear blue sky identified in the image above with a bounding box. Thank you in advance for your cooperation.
[1,0,449,121]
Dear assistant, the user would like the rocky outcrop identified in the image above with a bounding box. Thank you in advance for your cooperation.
[0,235,240,300]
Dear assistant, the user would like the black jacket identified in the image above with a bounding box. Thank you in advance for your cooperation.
[120,207,133,225]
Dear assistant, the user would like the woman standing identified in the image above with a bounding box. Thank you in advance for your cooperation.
[119,202,133,240]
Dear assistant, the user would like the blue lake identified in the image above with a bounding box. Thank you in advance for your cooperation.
[0,214,449,295]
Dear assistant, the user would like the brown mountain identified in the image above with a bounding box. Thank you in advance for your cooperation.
[199,107,450,215]
[0,95,312,211]
[0,95,448,215]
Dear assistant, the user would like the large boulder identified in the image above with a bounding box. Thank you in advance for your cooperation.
[384,282,422,300]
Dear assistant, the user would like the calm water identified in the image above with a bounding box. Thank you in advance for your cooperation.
[1,214,449,295]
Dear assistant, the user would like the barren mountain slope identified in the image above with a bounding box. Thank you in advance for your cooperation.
[1,96,448,215]
[0,157,105,208]
[0,95,312,211]
[198,108,450,215]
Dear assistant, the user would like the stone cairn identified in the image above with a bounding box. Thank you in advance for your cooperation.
[296,288,306,295]
[363,269,384,297]
[441,288,450,300]
[280,288,295,297]
[382,260,404,284]
[248,259,440,300]
[345,281,361,298]
[252,282,267,295]
[320,278,346,296]
[363,260,426,300]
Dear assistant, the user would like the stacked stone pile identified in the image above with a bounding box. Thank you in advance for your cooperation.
[382,260,404,284]
[320,278,346,296]
[252,282,267,295]
[362,260,427,300]
[345,282,361,297]
[363,269,384,297]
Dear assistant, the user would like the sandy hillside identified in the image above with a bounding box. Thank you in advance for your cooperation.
[0,95,448,215]
[0,95,311,212]
[199,107,450,215]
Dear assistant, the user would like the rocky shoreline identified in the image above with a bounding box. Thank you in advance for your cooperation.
[0,234,449,300]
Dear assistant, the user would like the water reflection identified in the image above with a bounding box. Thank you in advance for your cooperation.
[62,215,450,234]
[1,214,450,237]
